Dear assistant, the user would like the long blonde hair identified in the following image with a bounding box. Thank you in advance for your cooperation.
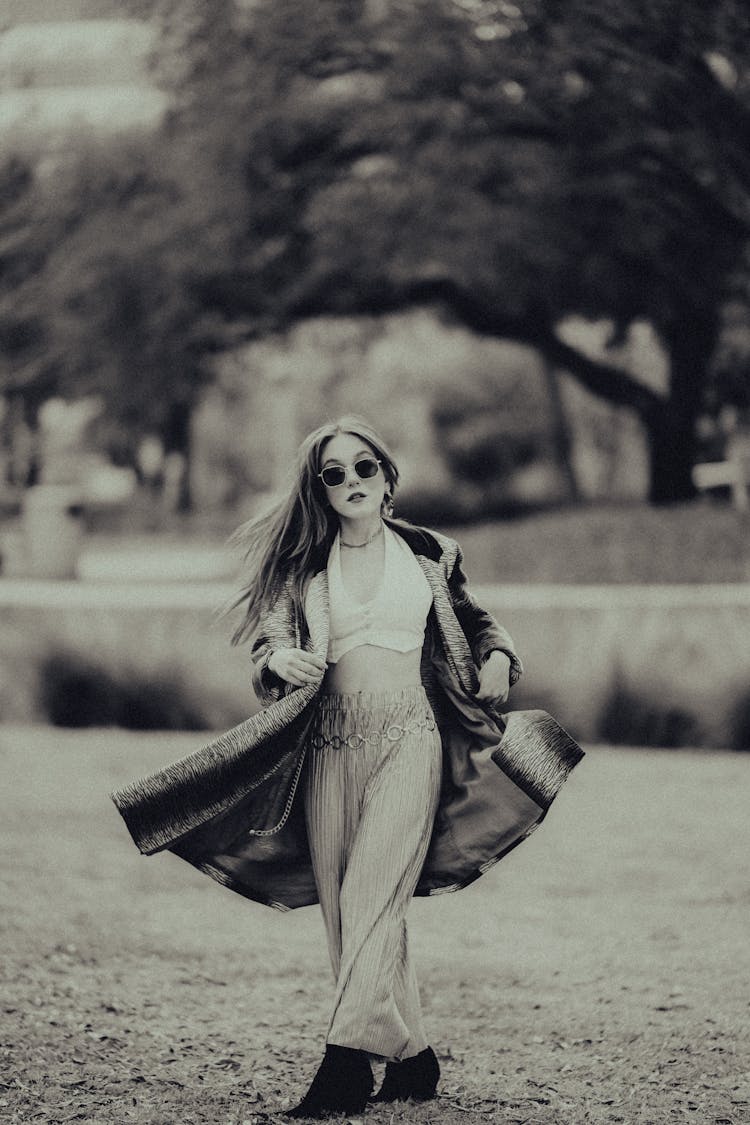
[230,416,399,643]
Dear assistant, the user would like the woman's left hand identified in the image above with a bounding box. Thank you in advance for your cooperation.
[475,650,511,706]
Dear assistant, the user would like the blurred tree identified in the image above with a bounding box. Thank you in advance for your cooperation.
[0,160,56,428]
[0,0,250,499]
[171,0,750,501]
[0,134,234,500]
[524,0,750,499]
[710,251,750,412]
[3,0,749,505]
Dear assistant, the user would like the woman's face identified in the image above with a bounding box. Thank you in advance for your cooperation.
[319,432,387,523]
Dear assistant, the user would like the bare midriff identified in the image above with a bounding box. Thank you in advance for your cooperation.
[322,644,423,694]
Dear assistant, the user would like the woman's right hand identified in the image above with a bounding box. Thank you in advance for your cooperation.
[267,648,327,687]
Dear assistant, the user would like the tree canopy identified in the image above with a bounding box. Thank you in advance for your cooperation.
[2,0,750,498]
[174,0,750,497]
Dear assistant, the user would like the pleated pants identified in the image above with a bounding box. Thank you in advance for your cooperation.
[304,685,443,1061]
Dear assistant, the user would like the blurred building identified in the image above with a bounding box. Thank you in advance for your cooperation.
[0,1,167,167]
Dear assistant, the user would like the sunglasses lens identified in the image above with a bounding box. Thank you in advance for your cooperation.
[321,466,346,487]
[355,458,379,479]
[321,458,380,487]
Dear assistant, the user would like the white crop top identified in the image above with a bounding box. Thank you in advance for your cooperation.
[322,525,433,664]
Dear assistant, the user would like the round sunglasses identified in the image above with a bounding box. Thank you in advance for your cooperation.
[318,457,382,488]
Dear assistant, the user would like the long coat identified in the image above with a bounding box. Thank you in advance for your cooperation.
[111,521,584,911]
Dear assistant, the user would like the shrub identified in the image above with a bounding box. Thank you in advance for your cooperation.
[728,690,750,751]
[39,652,212,730]
[597,684,703,748]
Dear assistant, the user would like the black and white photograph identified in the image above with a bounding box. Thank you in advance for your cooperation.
[1,2,749,1123]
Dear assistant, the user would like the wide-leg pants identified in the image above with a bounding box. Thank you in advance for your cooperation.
[304,686,443,1061]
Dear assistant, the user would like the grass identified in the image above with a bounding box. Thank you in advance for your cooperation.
[2,727,749,1124]
[441,500,750,584]
[6,497,747,585]
[76,498,750,585]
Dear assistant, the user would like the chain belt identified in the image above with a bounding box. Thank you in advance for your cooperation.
[309,713,437,752]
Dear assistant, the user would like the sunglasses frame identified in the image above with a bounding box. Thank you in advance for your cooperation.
[318,457,382,488]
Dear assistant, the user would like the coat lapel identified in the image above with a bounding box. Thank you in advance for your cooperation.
[416,554,479,698]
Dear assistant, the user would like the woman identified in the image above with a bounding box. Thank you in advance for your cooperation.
[112,416,583,1119]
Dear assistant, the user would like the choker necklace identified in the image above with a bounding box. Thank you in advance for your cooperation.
[340,523,384,549]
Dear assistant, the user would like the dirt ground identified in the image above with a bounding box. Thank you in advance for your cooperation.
[1,727,748,1125]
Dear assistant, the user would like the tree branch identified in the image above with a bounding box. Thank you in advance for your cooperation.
[535,327,664,416]
[279,270,666,418]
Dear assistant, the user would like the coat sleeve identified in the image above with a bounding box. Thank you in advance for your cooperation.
[250,635,286,705]
[447,542,524,686]
[249,578,298,706]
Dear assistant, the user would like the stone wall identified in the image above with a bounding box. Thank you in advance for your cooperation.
[2,581,748,748]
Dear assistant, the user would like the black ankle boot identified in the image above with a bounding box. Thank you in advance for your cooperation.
[371,1045,440,1103]
[285,1043,374,1118]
